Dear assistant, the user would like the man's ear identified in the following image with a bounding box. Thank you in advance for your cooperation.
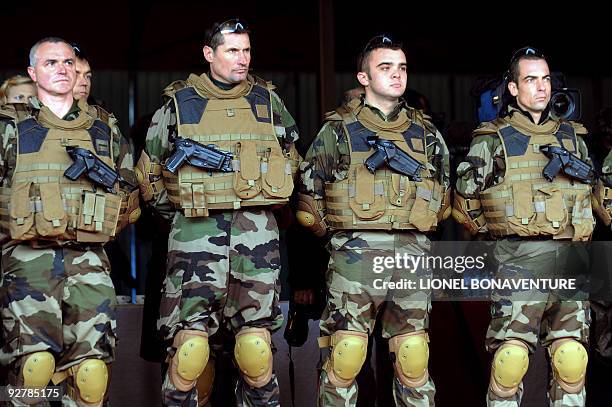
[203,46,215,63]
[357,71,369,87]
[27,66,36,83]
[508,81,518,97]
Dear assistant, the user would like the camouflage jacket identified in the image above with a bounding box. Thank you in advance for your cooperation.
[455,107,591,233]
[144,75,300,220]
[300,97,450,215]
[602,149,612,187]
[0,97,136,245]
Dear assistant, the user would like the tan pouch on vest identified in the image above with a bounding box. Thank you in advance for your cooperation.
[349,165,385,220]
[35,183,67,237]
[261,149,293,199]
[537,186,568,235]
[179,182,209,217]
[408,179,438,232]
[76,191,121,242]
[389,174,411,207]
[234,141,262,199]
[508,183,537,235]
[9,181,34,239]
[571,193,594,241]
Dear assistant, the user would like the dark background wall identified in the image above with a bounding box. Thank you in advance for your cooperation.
[3,1,612,141]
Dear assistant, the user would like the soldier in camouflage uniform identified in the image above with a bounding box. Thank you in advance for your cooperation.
[454,47,594,407]
[298,35,450,407]
[0,37,139,406]
[136,19,300,406]
[593,149,612,227]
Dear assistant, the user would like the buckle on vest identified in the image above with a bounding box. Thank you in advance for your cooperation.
[227,108,235,117]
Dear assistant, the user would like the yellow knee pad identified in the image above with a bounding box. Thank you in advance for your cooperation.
[51,359,109,405]
[170,330,210,392]
[490,339,529,398]
[234,327,273,388]
[74,359,108,405]
[319,330,368,388]
[21,351,55,388]
[550,338,588,394]
[389,331,430,388]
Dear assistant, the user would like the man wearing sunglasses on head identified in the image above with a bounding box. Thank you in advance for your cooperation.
[454,47,594,406]
[137,18,300,406]
[297,34,450,406]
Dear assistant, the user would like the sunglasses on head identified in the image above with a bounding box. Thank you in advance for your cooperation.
[212,18,249,36]
[509,46,545,65]
[362,34,400,54]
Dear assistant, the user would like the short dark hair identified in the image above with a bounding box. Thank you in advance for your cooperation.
[357,34,403,75]
[29,37,73,67]
[508,46,547,84]
[204,18,250,51]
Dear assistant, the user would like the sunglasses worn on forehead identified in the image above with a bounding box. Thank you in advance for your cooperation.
[363,34,400,54]
[213,19,249,36]
[510,46,545,64]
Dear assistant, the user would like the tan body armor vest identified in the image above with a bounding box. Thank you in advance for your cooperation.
[480,116,594,241]
[162,75,296,217]
[0,105,121,243]
[324,100,444,232]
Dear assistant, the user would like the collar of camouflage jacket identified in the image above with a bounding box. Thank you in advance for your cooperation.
[36,97,94,130]
[508,102,552,126]
[186,72,253,99]
[506,105,560,135]
[347,96,412,133]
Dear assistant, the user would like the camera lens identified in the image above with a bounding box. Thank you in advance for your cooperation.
[551,91,575,120]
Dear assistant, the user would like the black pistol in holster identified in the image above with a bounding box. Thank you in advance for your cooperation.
[364,136,425,181]
[540,144,595,184]
[165,136,233,174]
[64,146,121,193]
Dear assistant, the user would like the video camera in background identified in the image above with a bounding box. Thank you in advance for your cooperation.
[549,72,582,121]
[471,71,582,124]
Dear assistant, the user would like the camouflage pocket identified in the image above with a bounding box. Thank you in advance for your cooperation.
[233,141,262,200]
[9,181,34,240]
[34,183,68,237]
[261,149,293,199]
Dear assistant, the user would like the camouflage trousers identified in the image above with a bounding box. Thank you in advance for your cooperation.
[486,240,590,407]
[158,209,283,406]
[319,231,435,407]
[0,242,117,407]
